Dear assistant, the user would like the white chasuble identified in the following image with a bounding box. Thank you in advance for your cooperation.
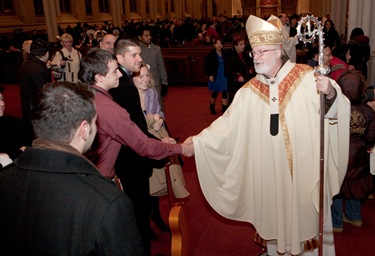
[193,60,350,255]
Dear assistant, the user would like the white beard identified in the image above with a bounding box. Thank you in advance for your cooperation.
[254,55,277,75]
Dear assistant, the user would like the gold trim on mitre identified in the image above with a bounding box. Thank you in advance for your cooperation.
[267,15,283,30]
[246,15,282,47]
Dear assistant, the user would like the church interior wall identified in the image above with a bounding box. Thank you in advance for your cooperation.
[0,0,353,40]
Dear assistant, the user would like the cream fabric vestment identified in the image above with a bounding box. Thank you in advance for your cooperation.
[193,60,350,255]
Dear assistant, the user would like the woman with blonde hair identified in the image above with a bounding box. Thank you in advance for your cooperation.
[51,33,81,82]
[133,62,189,239]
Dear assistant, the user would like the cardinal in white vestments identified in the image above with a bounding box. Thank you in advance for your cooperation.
[185,15,350,256]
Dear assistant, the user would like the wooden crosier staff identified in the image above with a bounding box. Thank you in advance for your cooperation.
[297,15,330,256]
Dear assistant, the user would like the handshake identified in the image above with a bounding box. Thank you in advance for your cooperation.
[182,136,194,157]
[161,136,194,157]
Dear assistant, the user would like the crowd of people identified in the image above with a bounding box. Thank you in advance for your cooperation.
[0,15,246,53]
[1,20,194,255]
[0,12,374,256]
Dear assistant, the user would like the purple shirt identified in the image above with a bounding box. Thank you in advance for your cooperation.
[88,85,181,178]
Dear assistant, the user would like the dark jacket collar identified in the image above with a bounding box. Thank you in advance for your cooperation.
[28,55,47,67]
[119,65,132,78]
[14,146,101,176]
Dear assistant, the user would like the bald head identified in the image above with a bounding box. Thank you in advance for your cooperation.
[278,13,289,26]
[99,34,116,53]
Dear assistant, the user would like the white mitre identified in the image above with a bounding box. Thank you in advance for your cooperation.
[246,15,282,48]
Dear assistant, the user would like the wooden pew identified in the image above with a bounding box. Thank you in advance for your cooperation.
[162,45,232,85]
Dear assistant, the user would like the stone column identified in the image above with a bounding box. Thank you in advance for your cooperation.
[42,0,58,42]
[109,0,121,27]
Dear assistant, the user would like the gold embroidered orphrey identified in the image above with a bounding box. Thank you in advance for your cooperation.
[245,64,313,178]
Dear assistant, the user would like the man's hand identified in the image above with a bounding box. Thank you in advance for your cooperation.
[316,75,335,99]
[161,84,168,97]
[181,136,194,157]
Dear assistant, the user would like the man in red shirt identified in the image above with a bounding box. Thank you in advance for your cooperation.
[78,48,192,178]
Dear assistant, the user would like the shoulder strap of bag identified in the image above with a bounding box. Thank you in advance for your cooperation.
[59,50,64,59]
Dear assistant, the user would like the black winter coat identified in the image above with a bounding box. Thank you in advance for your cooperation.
[109,67,163,189]
[18,55,51,120]
[0,147,144,255]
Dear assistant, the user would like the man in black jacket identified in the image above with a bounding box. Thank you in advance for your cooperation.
[110,39,173,255]
[18,38,51,121]
[0,81,144,255]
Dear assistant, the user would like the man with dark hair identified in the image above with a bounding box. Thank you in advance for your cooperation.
[79,48,190,178]
[80,47,191,254]
[217,13,233,42]
[18,38,51,120]
[137,27,169,111]
[0,81,144,255]
[111,37,170,254]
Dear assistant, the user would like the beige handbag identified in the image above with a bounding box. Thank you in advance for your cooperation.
[147,118,189,198]
[149,155,190,198]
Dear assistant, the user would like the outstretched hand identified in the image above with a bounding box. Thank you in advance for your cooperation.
[181,136,194,157]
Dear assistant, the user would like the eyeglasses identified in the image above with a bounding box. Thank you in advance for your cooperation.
[249,48,278,58]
